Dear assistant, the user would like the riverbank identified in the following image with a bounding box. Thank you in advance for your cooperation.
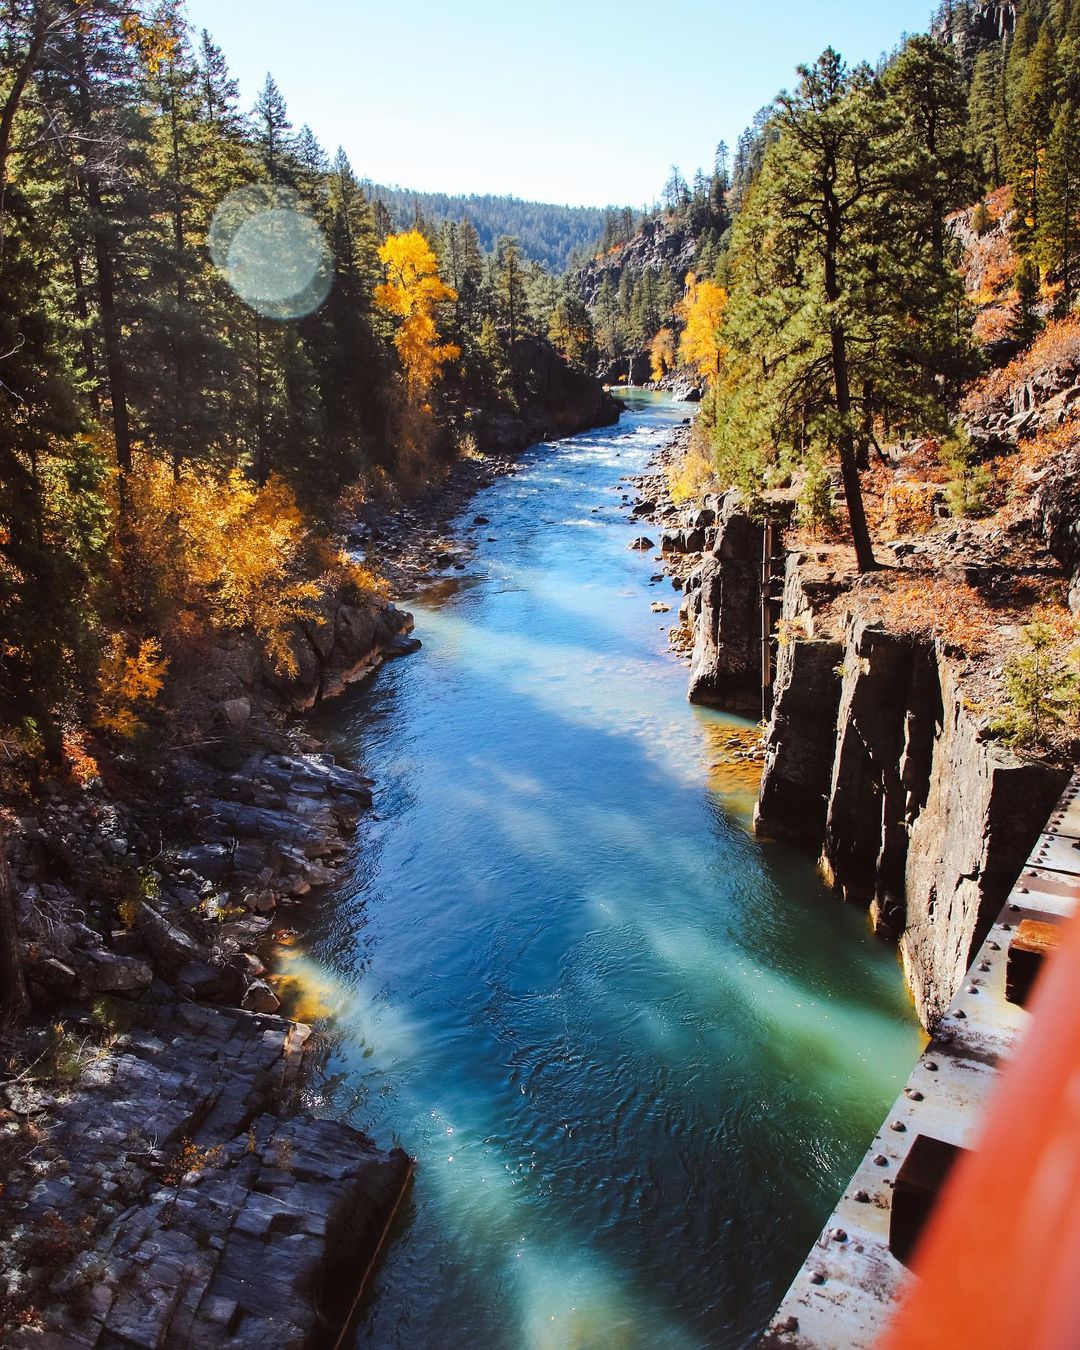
[0,404,619,1344]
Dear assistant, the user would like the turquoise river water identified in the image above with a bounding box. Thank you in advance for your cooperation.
[297,392,923,1349]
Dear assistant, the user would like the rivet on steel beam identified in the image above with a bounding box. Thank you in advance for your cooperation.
[925,1061,938,1071]
[810,1270,826,1285]
[854,1189,871,1202]
[874,1153,889,1166]
[954,1008,967,1019]
[831,1227,848,1242]
[904,1088,924,1101]
[967,985,979,994]
[781,1316,799,1333]
[989,941,1001,951]
[891,1120,907,1132]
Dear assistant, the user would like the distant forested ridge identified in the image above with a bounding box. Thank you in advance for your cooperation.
[363,185,620,273]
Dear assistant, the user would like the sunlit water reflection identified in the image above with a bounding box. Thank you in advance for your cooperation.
[301,392,922,1349]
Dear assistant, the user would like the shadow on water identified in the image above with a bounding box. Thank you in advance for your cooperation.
[296,394,922,1350]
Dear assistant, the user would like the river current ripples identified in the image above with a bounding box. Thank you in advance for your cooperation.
[296,392,923,1350]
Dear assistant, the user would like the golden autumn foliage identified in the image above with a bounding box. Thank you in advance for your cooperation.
[677,274,728,384]
[120,14,178,74]
[375,231,460,395]
[95,635,169,738]
[127,459,323,675]
[666,431,717,505]
[858,576,994,653]
[649,327,677,382]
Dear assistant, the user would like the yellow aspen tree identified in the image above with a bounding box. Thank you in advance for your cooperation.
[649,326,677,381]
[678,273,728,384]
[374,231,460,395]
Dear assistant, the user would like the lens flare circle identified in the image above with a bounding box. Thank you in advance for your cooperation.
[208,185,331,320]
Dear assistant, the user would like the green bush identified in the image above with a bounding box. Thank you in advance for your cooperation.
[940,429,992,517]
[992,621,1078,749]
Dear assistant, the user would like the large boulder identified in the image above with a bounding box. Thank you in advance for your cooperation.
[78,948,153,994]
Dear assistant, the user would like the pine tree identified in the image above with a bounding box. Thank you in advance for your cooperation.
[721,49,974,571]
[1011,26,1060,254]
[969,44,1007,186]
[252,73,296,185]
[1039,100,1080,300]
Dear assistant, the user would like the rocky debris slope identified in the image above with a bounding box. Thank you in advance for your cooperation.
[14,746,384,1019]
[2,1002,408,1347]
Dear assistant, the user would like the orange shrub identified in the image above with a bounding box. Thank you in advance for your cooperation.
[857,575,994,653]
[881,482,942,535]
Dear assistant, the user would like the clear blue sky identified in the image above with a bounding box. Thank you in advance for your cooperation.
[182,0,939,208]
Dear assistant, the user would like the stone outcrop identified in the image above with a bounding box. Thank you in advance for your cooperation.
[271,596,418,712]
[682,493,763,712]
[2,1002,409,1348]
[1033,443,1080,611]
[757,607,1068,1025]
[576,216,695,311]
[754,634,842,847]
[900,657,1068,1023]
[468,335,621,453]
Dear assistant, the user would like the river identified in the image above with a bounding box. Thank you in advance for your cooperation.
[294,391,923,1349]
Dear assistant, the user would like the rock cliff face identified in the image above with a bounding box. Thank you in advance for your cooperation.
[755,607,1068,1026]
[663,490,1069,1028]
[680,494,764,713]
[1033,443,1080,611]
[576,217,696,311]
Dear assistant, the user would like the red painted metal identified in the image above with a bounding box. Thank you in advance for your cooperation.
[879,907,1080,1350]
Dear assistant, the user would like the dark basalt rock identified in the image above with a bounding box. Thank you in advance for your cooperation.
[1,1003,411,1349]
[685,494,762,713]
[1033,444,1080,611]
[755,636,843,845]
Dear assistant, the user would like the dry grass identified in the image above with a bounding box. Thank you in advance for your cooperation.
[964,315,1080,420]
[854,574,995,652]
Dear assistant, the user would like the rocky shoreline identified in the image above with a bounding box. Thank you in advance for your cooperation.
[0,408,623,1345]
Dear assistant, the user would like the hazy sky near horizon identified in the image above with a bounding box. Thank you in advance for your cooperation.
[181,0,939,208]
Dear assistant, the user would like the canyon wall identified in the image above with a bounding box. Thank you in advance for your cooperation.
[666,501,1068,1028]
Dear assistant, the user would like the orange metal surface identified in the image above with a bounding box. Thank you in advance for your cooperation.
[879,905,1080,1350]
